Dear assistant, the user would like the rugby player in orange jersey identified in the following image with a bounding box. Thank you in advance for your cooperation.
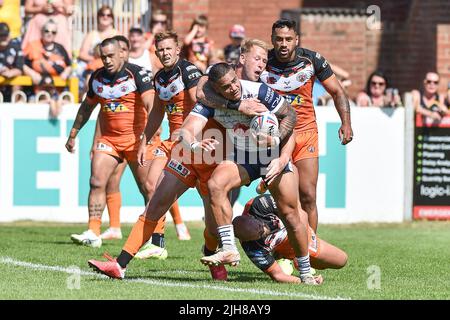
[89,35,132,241]
[259,19,353,232]
[233,194,347,283]
[65,37,162,248]
[132,30,207,259]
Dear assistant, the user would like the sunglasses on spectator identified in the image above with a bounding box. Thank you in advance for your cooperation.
[425,80,439,85]
[370,81,386,86]
[44,29,57,35]
[100,13,113,17]
[152,20,167,25]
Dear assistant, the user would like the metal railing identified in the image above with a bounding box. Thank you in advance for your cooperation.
[70,0,150,54]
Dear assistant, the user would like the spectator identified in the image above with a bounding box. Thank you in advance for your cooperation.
[0,22,24,101]
[412,72,449,121]
[23,19,71,118]
[183,15,214,72]
[356,70,402,107]
[145,9,168,49]
[446,81,450,108]
[144,9,168,73]
[0,0,22,39]
[77,5,118,78]
[22,0,73,56]
[224,24,245,65]
[128,27,152,74]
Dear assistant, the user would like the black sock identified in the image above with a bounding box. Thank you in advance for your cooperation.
[117,250,133,269]
[151,233,165,248]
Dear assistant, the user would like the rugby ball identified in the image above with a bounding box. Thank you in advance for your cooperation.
[277,258,294,275]
[250,112,279,138]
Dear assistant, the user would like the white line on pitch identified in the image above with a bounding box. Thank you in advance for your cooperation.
[0,256,350,300]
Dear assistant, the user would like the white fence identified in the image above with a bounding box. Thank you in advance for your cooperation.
[0,103,413,223]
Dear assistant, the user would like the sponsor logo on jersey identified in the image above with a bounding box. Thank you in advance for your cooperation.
[285,94,303,106]
[296,72,308,83]
[270,96,282,110]
[97,86,103,93]
[96,142,113,152]
[266,76,277,84]
[167,159,190,177]
[186,65,197,71]
[308,145,315,153]
[142,76,151,83]
[188,71,202,80]
[322,60,328,68]
[153,148,166,157]
[103,102,129,112]
[242,93,257,100]
[120,85,128,92]
[264,88,274,103]
[193,104,204,113]
[165,103,183,114]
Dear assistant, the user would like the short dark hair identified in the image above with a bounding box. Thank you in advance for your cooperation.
[100,37,119,49]
[209,62,234,83]
[113,35,130,49]
[271,19,297,34]
[129,27,143,35]
[366,70,389,95]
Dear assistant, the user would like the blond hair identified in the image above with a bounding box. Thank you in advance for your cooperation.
[240,38,269,54]
[155,30,178,45]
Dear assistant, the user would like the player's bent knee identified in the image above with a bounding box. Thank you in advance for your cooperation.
[299,188,317,205]
[142,181,157,198]
[89,176,107,190]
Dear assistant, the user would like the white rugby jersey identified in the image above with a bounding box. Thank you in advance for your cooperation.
[191,79,285,151]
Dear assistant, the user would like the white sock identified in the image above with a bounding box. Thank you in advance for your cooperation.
[217,225,236,250]
[295,254,311,276]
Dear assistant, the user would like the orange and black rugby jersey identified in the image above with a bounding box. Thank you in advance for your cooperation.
[260,47,334,131]
[86,62,154,143]
[153,59,202,138]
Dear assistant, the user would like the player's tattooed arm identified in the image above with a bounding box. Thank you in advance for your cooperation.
[70,99,97,137]
[197,76,268,116]
[274,101,296,141]
[66,99,97,153]
[322,75,353,145]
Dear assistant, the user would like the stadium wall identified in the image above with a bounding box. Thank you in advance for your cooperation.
[0,104,406,223]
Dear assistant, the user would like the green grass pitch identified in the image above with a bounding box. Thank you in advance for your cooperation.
[0,220,449,300]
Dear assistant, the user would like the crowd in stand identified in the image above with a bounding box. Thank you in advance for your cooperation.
[0,2,448,122]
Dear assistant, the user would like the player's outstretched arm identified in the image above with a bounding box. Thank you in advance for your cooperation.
[322,75,353,145]
[65,99,97,153]
[265,262,301,284]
